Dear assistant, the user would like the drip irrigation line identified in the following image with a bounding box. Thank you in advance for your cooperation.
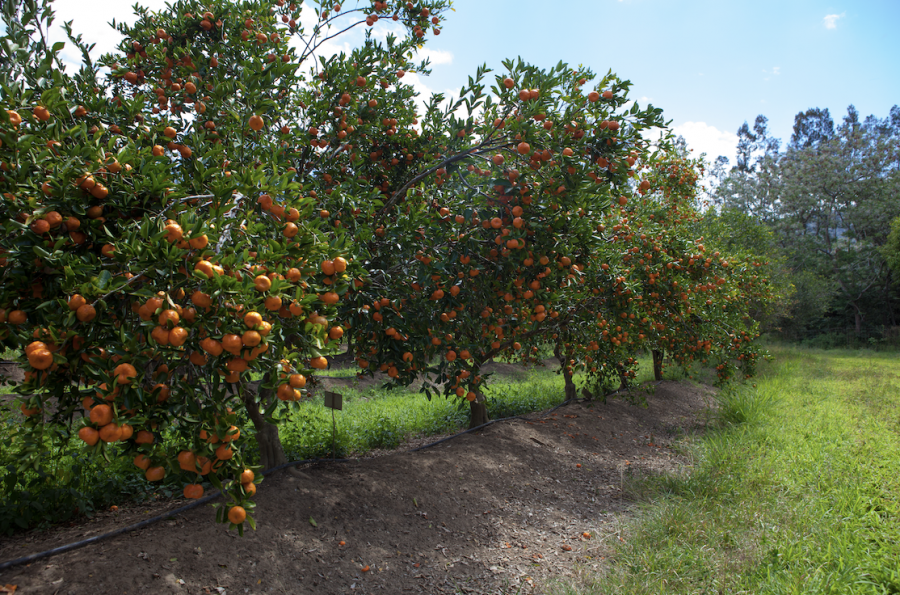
[0,382,660,572]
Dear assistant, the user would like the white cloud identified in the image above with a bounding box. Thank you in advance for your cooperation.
[772,66,781,75]
[418,48,453,66]
[823,12,845,29]
[671,121,737,163]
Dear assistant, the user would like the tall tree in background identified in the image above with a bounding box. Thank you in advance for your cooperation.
[713,105,900,338]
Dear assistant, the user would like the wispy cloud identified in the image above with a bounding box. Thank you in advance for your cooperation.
[823,12,845,29]
[671,121,738,162]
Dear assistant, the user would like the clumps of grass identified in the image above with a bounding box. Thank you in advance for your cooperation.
[551,346,900,595]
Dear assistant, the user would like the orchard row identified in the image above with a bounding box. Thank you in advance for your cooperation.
[0,0,769,532]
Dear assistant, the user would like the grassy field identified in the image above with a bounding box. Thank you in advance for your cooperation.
[555,346,900,595]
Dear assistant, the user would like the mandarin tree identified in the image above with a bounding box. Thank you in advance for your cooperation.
[331,59,668,425]
[0,0,448,531]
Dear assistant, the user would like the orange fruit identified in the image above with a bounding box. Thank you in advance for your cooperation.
[222,334,242,354]
[226,357,249,372]
[79,427,100,446]
[168,327,189,346]
[114,362,137,384]
[27,347,53,370]
[244,311,263,328]
[241,330,262,347]
[158,309,180,326]
[8,309,26,325]
[184,484,205,499]
[134,430,155,444]
[249,115,264,131]
[242,482,257,497]
[76,304,96,322]
[201,338,224,356]
[99,423,123,442]
[310,356,328,369]
[68,294,86,311]
[215,444,233,460]
[89,403,113,426]
[133,453,151,470]
[178,450,197,471]
[289,373,306,388]
[240,469,255,484]
[227,506,246,524]
[264,295,282,311]
[145,466,166,481]
[333,257,348,273]
[253,275,272,291]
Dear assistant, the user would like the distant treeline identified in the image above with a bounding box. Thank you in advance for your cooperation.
[704,105,900,347]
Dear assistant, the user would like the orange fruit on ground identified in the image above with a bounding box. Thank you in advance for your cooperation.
[145,466,166,481]
[79,427,100,446]
[228,506,247,524]
[184,484,205,499]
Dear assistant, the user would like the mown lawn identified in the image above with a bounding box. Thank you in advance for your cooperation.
[555,346,900,595]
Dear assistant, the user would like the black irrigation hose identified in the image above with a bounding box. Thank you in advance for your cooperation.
[0,383,658,572]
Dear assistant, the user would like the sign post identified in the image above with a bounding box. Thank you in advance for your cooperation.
[323,391,342,460]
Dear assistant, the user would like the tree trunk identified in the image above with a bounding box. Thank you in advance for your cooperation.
[652,349,664,381]
[243,387,289,470]
[468,397,490,429]
[561,363,577,402]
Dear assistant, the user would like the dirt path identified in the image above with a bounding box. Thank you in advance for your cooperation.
[0,381,715,594]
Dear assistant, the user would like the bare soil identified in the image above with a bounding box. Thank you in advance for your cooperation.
[0,380,715,595]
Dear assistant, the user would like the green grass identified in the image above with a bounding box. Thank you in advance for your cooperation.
[554,346,900,595]
[272,365,569,459]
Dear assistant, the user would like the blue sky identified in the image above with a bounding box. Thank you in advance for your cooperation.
[47,0,900,165]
